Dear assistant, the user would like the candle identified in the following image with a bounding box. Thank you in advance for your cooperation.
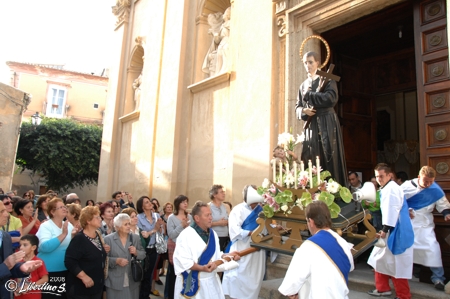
[316,156,320,184]
[294,162,297,189]
[308,159,313,188]
[285,162,290,188]
[272,159,276,183]
[279,160,283,186]
[300,160,304,172]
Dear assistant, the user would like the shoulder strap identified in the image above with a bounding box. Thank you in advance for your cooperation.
[411,180,417,187]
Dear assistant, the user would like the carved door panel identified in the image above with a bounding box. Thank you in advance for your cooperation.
[413,0,450,281]
[414,0,450,189]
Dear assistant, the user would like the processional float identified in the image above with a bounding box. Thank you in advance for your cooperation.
[246,35,377,258]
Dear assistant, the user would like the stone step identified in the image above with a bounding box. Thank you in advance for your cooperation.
[259,261,449,299]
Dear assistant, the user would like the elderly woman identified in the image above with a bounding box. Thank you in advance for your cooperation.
[66,203,82,235]
[0,194,23,249]
[121,207,139,235]
[136,196,164,299]
[36,195,51,222]
[65,206,108,299]
[104,213,145,299]
[36,198,73,299]
[15,198,41,235]
[99,202,115,237]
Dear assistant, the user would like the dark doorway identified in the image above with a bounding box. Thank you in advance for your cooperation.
[322,1,420,183]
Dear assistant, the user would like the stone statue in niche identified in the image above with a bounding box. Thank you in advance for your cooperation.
[132,73,142,111]
[202,7,231,77]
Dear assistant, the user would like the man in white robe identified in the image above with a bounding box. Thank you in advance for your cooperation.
[279,200,354,299]
[368,163,414,299]
[402,165,450,291]
[174,201,240,299]
[222,185,266,299]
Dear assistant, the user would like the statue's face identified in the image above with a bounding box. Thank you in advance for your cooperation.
[303,55,319,75]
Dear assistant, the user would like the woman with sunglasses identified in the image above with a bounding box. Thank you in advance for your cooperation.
[36,198,73,299]
[0,194,23,250]
[36,195,51,222]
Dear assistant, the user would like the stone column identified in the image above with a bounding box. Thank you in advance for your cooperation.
[0,82,30,190]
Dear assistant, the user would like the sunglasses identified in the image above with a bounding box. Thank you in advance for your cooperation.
[3,201,12,206]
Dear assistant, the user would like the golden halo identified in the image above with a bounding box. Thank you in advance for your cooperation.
[299,35,330,69]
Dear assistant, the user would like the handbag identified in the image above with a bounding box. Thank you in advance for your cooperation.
[96,230,109,279]
[129,234,144,282]
[155,228,167,254]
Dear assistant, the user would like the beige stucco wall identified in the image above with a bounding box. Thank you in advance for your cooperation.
[0,82,29,191]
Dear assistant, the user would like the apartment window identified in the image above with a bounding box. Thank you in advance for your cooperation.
[93,103,99,109]
[46,85,67,118]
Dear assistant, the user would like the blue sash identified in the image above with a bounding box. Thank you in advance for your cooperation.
[181,228,216,298]
[224,205,262,253]
[387,197,414,255]
[308,230,351,283]
[407,182,444,210]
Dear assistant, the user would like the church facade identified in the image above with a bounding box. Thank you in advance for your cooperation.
[98,0,450,211]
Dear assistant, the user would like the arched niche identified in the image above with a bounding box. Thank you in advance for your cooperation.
[124,45,144,115]
[193,0,231,82]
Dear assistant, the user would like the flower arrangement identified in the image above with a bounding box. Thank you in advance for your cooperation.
[258,173,352,219]
[264,130,352,219]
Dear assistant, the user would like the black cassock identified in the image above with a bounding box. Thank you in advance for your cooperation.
[295,76,348,187]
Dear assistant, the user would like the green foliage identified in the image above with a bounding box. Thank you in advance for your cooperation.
[339,187,352,203]
[16,118,103,192]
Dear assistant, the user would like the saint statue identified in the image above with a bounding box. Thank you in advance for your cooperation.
[296,51,348,186]
[202,7,231,77]
[132,73,142,111]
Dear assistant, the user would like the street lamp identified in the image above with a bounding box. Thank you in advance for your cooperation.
[31,112,42,126]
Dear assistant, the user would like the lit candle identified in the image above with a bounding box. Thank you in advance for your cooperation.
[300,160,304,172]
[279,160,283,186]
[285,162,290,188]
[308,159,313,188]
[294,162,297,189]
[272,159,276,183]
[316,156,320,184]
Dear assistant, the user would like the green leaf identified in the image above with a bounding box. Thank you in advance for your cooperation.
[329,202,341,218]
[263,205,274,218]
[300,192,313,206]
[320,171,332,181]
[318,191,335,206]
[257,187,265,195]
[339,187,352,203]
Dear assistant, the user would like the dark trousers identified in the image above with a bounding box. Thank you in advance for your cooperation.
[139,247,158,299]
[164,262,176,299]
[42,271,68,299]
[67,285,102,299]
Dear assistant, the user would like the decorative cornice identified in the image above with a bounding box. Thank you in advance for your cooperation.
[112,0,131,27]
[274,0,288,15]
[187,72,230,93]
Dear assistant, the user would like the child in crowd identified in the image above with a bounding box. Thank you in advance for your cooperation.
[15,235,48,299]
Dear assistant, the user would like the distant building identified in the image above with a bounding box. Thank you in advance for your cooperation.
[6,61,108,124]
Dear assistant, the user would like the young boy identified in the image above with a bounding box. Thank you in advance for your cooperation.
[15,235,48,299]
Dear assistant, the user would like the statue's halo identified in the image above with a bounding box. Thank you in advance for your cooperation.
[299,35,330,69]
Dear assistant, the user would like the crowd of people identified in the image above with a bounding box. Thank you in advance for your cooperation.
[1,164,449,299]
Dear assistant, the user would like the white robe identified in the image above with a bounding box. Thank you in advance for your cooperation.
[222,202,266,299]
[402,178,450,267]
[278,229,354,299]
[368,181,413,278]
[174,226,224,299]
